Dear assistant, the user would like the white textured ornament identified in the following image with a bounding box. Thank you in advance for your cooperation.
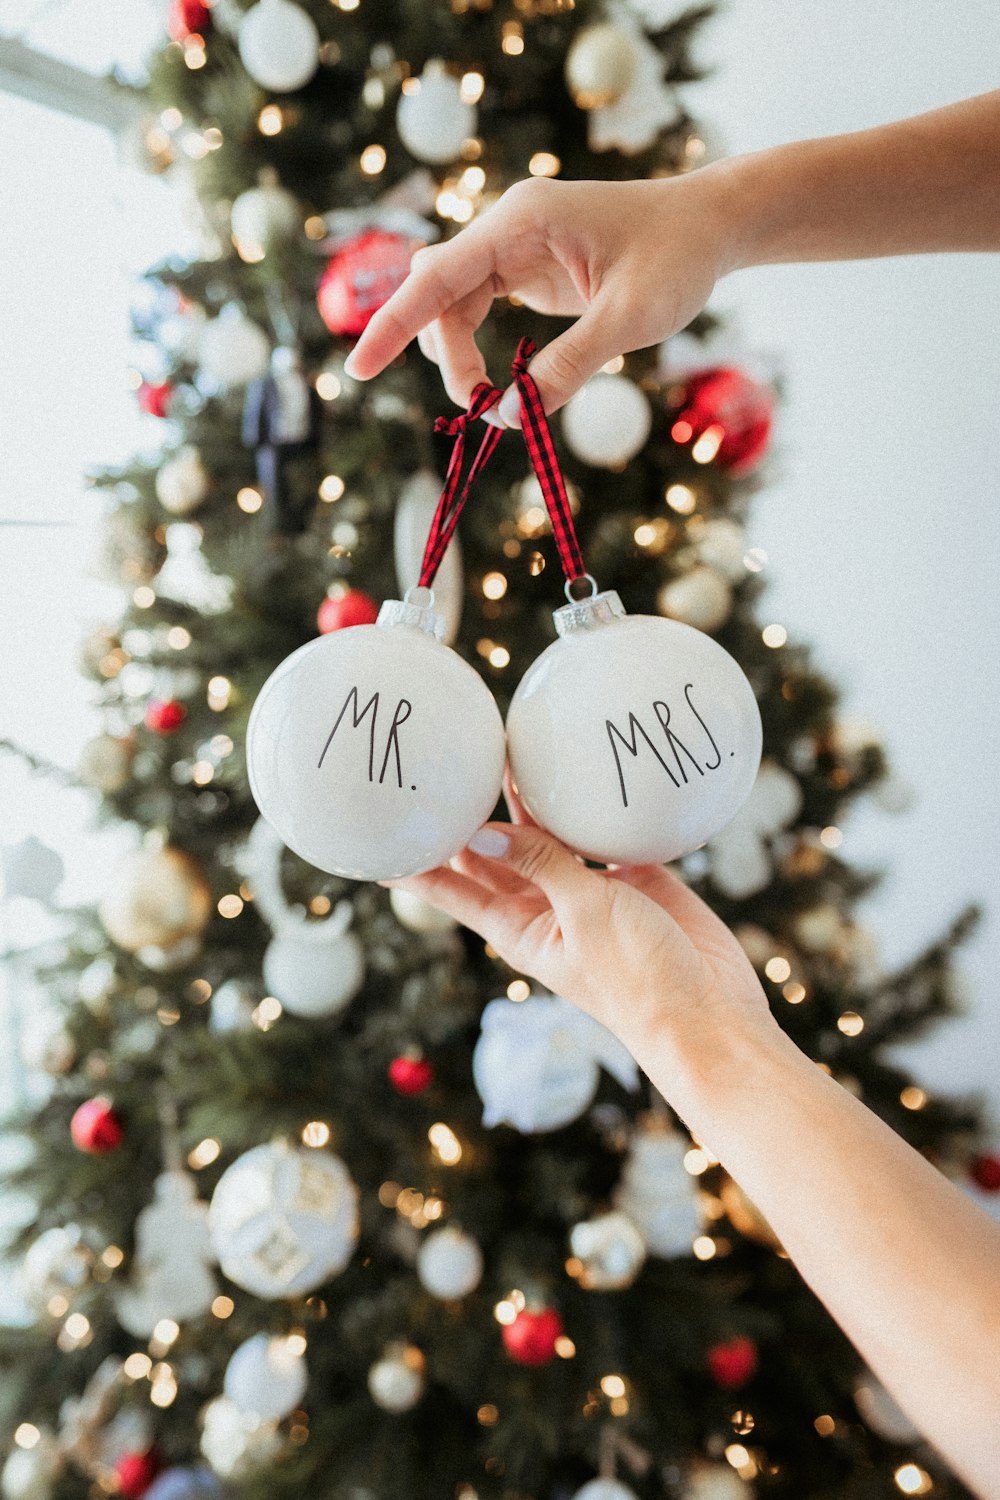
[155,445,210,516]
[565,24,637,109]
[473,994,638,1134]
[198,304,271,392]
[231,171,300,262]
[238,0,319,93]
[568,1209,646,1290]
[708,760,802,899]
[115,1170,218,1337]
[393,469,463,645]
[247,593,505,880]
[389,886,457,935]
[507,590,762,866]
[396,62,475,165]
[657,566,733,634]
[561,373,651,468]
[367,1345,426,1412]
[614,1126,702,1257]
[1,1431,62,1500]
[208,1140,359,1298]
[200,1397,285,1480]
[224,1334,308,1422]
[573,1482,640,1500]
[416,1226,483,1300]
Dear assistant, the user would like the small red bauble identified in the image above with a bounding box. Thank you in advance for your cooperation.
[145,699,187,735]
[502,1306,564,1367]
[167,0,211,41]
[671,366,774,477]
[115,1449,162,1500]
[317,590,380,634]
[317,230,419,338]
[137,381,173,419]
[971,1152,1000,1192]
[70,1097,124,1155]
[707,1335,758,1388]
[389,1055,434,1096]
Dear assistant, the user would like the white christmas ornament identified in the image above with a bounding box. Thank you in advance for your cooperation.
[684,1463,747,1500]
[561,373,651,468]
[238,0,319,93]
[21,1225,93,1313]
[367,1345,426,1412]
[565,24,637,108]
[1,1431,63,1500]
[389,886,458,935]
[115,1170,218,1337]
[155,446,210,516]
[396,62,476,165]
[198,304,271,393]
[78,734,134,794]
[573,1482,639,1500]
[708,759,803,899]
[247,591,506,881]
[224,1334,308,1422]
[0,837,63,903]
[568,1210,646,1290]
[231,170,300,262]
[200,1397,285,1480]
[657,566,733,634]
[614,1124,702,1257]
[694,518,748,582]
[208,1140,359,1298]
[588,8,678,154]
[209,979,259,1034]
[393,469,463,645]
[853,1372,922,1443]
[506,589,762,866]
[473,994,638,1134]
[416,1226,483,1300]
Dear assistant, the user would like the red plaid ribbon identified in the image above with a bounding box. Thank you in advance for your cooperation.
[510,336,587,586]
[418,381,504,589]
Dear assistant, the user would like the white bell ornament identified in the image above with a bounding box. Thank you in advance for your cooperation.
[238,0,319,93]
[396,61,476,165]
[224,1333,308,1422]
[561,372,651,468]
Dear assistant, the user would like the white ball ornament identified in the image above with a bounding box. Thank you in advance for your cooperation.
[684,1463,748,1500]
[657,566,733,634]
[389,886,457,935]
[568,1210,646,1291]
[78,734,134,794]
[21,1225,93,1313]
[263,912,364,1020]
[506,588,762,866]
[200,1397,285,1480]
[247,591,505,881]
[367,1345,426,1413]
[208,1140,359,1299]
[99,846,212,954]
[565,24,637,109]
[396,61,476,165]
[1,1431,63,1500]
[416,1227,483,1300]
[561,373,651,468]
[238,0,320,93]
[231,170,300,262]
[573,1483,639,1500]
[614,1123,703,1258]
[155,445,210,516]
[209,979,259,1034]
[694,518,748,582]
[393,469,463,646]
[224,1334,308,1422]
[198,304,271,393]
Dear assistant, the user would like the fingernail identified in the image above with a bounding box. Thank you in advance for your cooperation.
[497,386,521,429]
[343,351,360,377]
[481,407,506,429]
[467,827,511,858]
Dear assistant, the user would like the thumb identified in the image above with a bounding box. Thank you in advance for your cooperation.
[497,306,620,428]
[466,822,600,920]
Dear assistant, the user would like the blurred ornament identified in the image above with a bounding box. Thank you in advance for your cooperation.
[209,979,259,1033]
[199,1397,285,1480]
[242,346,318,533]
[416,1227,483,1299]
[853,1371,921,1442]
[614,1119,701,1257]
[657,566,732,633]
[561,373,651,468]
[138,381,173,418]
[317,589,380,634]
[565,24,637,108]
[247,593,505,881]
[144,698,187,735]
[99,846,212,954]
[21,1010,76,1076]
[158,299,208,364]
[694,518,748,582]
[389,886,457,935]
[368,1344,426,1412]
[155,447,209,516]
[224,1333,308,1422]
[502,1305,563,1366]
[793,902,847,954]
[396,61,475,165]
[231,169,299,262]
[393,469,463,645]
[708,761,802,900]
[671,367,774,477]
[1,837,63,903]
[263,912,364,1019]
[317,229,418,338]
[208,1139,359,1298]
[144,1469,224,1500]
[971,1152,1000,1192]
[238,0,319,92]
[684,1462,747,1500]
[71,1097,124,1154]
[706,1335,758,1389]
[473,994,638,1134]
[732,923,778,970]
[388,1054,433,1096]
[573,1483,639,1500]
[1,1431,62,1500]
[507,590,762,865]
[719,1175,781,1251]
[21,1225,93,1313]
[115,1170,218,1337]
[115,1450,161,1500]
[198,305,271,393]
[588,19,676,153]
[78,734,135,794]
[167,0,211,41]
[568,1209,646,1290]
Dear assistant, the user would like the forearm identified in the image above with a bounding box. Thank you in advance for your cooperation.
[706,89,1000,271]
[635,1005,1000,1497]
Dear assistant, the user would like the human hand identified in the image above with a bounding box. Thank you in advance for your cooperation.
[344,169,743,426]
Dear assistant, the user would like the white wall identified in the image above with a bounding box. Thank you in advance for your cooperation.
[692,3,1000,1110]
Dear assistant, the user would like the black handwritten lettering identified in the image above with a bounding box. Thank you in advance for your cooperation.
[684,682,723,770]
[606,713,680,808]
[317,686,379,776]
[606,685,729,808]
[653,700,705,785]
[317,685,416,789]
[379,698,412,787]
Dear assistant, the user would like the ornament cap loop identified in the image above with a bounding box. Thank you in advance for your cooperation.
[377,592,446,640]
[553,588,625,638]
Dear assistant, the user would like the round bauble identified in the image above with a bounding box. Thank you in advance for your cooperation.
[247,594,506,881]
[238,0,319,93]
[231,170,299,262]
[971,1152,1000,1192]
[209,979,259,1034]
[506,590,762,866]
[694,518,747,582]
[706,1335,758,1389]
[317,588,380,634]
[115,1450,161,1500]
[568,1210,646,1291]
[368,1344,426,1412]
[0,837,63,903]
[614,1124,702,1258]
[396,61,475,164]
[144,698,186,735]
[684,1462,747,1500]
[224,1334,308,1422]
[99,846,212,954]
[416,1227,483,1300]
[388,1054,433,1096]
[138,381,173,418]
[573,1482,639,1500]
[208,1140,359,1298]
[198,305,271,392]
[155,446,210,516]
[853,1371,921,1442]
[389,886,457,934]
[657,566,733,633]
[565,24,637,108]
[502,1305,563,1366]
[70,1097,124,1154]
[1,1431,62,1500]
[199,1397,285,1480]
[671,366,774,476]
[144,1468,225,1500]
[21,1225,93,1313]
[561,373,650,468]
[168,0,211,42]
[317,229,417,339]
[78,734,135,794]
[263,922,364,1019]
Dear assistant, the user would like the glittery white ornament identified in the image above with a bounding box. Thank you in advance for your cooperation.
[393,469,463,645]
[155,446,210,516]
[115,1170,218,1337]
[416,1227,483,1300]
[614,1124,702,1257]
[657,565,733,633]
[1,1431,62,1500]
[708,760,803,899]
[568,1209,646,1290]
[561,373,651,468]
[238,0,319,93]
[197,304,271,393]
[199,1397,285,1480]
[224,1334,308,1422]
[99,846,212,955]
[396,62,475,165]
[587,8,677,154]
[231,171,300,262]
[367,1345,426,1412]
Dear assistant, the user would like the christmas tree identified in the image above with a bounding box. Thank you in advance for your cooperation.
[0,2,992,1498]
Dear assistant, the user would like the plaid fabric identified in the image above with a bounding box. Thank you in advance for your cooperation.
[510,336,587,585]
[418,381,504,589]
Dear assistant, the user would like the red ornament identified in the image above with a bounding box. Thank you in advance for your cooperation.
[502,1306,564,1367]
[389,1055,434,1096]
[145,699,187,735]
[317,229,419,338]
[707,1335,758,1389]
[317,590,380,634]
[137,381,174,419]
[971,1152,1000,1192]
[115,1449,162,1500]
[670,366,774,477]
[167,0,211,41]
[70,1097,124,1155]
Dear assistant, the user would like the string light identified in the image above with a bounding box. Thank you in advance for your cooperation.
[782,981,808,1005]
[258,105,284,136]
[762,623,787,648]
[319,474,345,502]
[218,894,244,919]
[460,71,485,103]
[124,1352,152,1380]
[152,1318,180,1348]
[894,1466,933,1496]
[764,956,791,983]
[528,151,560,177]
[665,483,697,514]
[167,626,192,650]
[133,586,156,608]
[837,1011,864,1037]
[692,1236,717,1261]
[252,996,283,1030]
[207,675,233,711]
[286,1332,308,1357]
[600,1375,626,1398]
[683,1147,710,1174]
[900,1085,927,1111]
[554,1335,576,1358]
[501,20,525,53]
[820,825,844,849]
[691,424,724,463]
[477,1404,499,1426]
[211,1296,235,1319]
[429,1122,462,1164]
[301,1121,331,1148]
[304,215,327,240]
[13,1426,40,1450]
[744,547,768,572]
[237,486,264,513]
[506,979,530,1002]
[814,1415,836,1436]
[101,1245,125,1268]
[360,144,386,175]
[160,107,182,130]
[482,571,507,600]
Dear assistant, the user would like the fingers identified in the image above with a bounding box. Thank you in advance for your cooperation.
[467,821,601,930]
[381,864,507,939]
[432,281,495,407]
[496,300,623,427]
